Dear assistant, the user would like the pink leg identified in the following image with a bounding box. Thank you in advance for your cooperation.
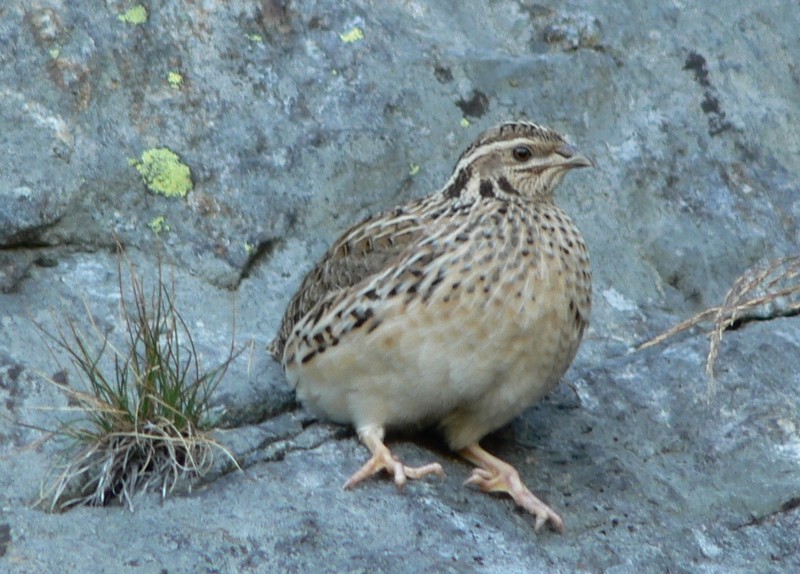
[343,426,445,490]
[459,443,564,532]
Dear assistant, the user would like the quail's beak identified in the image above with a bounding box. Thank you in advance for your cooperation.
[556,143,595,169]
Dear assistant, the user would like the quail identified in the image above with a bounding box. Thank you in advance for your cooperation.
[269,121,593,532]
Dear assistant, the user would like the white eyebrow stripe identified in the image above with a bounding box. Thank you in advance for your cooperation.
[454,138,551,172]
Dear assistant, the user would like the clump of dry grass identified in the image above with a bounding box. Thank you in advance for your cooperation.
[639,256,800,393]
[37,249,241,512]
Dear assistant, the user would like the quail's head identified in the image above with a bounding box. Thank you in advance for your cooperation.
[456,121,593,200]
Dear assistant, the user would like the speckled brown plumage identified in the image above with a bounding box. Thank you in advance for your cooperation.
[269,121,593,532]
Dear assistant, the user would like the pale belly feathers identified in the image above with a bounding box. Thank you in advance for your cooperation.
[285,202,591,450]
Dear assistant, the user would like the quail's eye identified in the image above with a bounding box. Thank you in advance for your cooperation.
[512,146,532,162]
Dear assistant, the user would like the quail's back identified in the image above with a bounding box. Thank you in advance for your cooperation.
[270,121,593,532]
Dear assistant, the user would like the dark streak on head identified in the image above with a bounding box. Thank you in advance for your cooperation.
[479,180,495,198]
[460,122,561,162]
[497,176,520,196]
[443,165,472,199]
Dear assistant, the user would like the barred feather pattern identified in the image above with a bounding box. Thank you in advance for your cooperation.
[270,121,592,450]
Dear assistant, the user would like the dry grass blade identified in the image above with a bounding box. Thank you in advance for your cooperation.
[36,245,242,512]
[41,419,235,512]
[638,256,800,395]
[705,257,800,382]
[636,307,720,351]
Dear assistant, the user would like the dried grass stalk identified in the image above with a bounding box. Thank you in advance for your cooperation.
[639,256,800,394]
[35,245,241,511]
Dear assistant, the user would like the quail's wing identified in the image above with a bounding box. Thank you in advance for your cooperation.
[269,196,435,359]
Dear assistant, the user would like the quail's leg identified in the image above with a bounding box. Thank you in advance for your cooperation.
[459,443,564,533]
[343,425,445,490]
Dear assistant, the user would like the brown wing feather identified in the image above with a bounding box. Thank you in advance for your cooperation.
[268,196,436,360]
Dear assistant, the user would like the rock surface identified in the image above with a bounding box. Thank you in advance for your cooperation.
[1,0,799,572]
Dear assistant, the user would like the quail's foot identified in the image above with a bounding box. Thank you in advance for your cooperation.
[343,426,445,490]
[460,444,564,532]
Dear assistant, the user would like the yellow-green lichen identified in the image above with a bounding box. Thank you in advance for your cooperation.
[118,5,148,25]
[460,117,471,128]
[168,71,183,89]
[246,33,264,43]
[133,148,192,198]
[244,241,255,255]
[339,27,364,43]
[408,162,420,176]
[48,47,61,59]
[148,216,170,233]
